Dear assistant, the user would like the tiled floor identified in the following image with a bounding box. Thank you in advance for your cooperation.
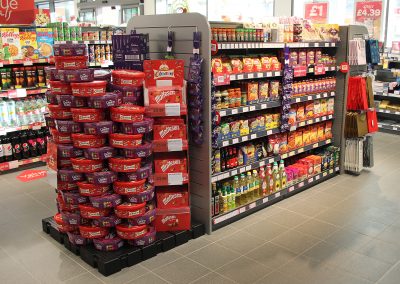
[1,132,400,284]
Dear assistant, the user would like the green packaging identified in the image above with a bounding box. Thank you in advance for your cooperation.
[64,28,71,41]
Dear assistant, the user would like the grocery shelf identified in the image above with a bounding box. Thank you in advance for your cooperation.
[307,66,337,73]
[217,114,333,148]
[218,100,281,117]
[0,122,46,136]
[378,123,400,135]
[376,108,400,117]
[216,41,337,50]
[218,92,335,118]
[212,166,340,229]
[217,42,285,50]
[0,88,48,99]
[286,42,337,48]
[218,128,280,148]
[290,91,336,104]
[211,138,333,182]
[0,58,54,66]
[55,40,112,45]
[229,70,282,81]
[374,91,400,99]
[0,155,47,172]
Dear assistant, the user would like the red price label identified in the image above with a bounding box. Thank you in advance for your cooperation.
[294,65,307,77]
[314,64,326,75]
[304,2,329,23]
[340,62,350,73]
[355,1,382,22]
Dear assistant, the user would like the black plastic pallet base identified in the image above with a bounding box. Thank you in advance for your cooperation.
[42,218,205,276]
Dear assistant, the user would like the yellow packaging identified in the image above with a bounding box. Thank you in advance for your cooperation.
[20,31,39,60]
[265,114,273,130]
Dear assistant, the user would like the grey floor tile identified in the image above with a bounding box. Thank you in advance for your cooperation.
[377,261,400,284]
[293,219,338,239]
[217,230,265,255]
[141,250,182,270]
[154,257,211,284]
[344,219,389,238]
[357,239,400,265]
[314,208,357,227]
[254,271,303,284]
[324,228,373,251]
[340,252,392,282]
[229,213,263,229]
[284,198,328,217]
[245,242,297,270]
[91,264,149,284]
[271,230,319,254]
[377,225,400,244]
[191,272,237,284]
[127,272,170,284]
[0,249,40,284]
[63,273,104,284]
[302,241,355,266]
[204,225,238,242]
[267,208,310,228]
[187,243,241,270]
[173,236,212,256]
[244,219,288,241]
[216,256,272,284]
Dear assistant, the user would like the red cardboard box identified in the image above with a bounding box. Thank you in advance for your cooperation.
[144,60,185,87]
[154,153,187,174]
[155,207,191,231]
[148,86,183,104]
[153,118,187,140]
[156,187,189,209]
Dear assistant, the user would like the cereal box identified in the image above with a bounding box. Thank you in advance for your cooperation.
[36,28,54,59]
[1,28,21,60]
[20,30,39,60]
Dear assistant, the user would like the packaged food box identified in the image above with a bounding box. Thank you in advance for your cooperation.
[36,28,54,58]
[1,28,21,60]
[20,30,39,60]
[156,187,189,209]
[154,153,187,174]
[147,86,183,104]
[153,118,186,140]
[154,207,191,232]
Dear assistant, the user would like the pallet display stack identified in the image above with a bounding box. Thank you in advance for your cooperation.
[46,42,157,253]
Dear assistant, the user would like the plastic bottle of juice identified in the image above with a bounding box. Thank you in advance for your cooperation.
[273,162,281,192]
[0,99,10,127]
[259,166,267,196]
[230,186,236,209]
[252,170,260,198]
[247,171,254,201]
[222,188,228,213]
[233,176,241,207]
[219,188,224,213]
[6,99,16,127]
[266,164,274,194]
[279,160,287,190]
[240,174,247,204]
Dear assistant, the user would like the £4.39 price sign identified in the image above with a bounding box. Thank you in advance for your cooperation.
[355,1,382,22]
[304,2,329,23]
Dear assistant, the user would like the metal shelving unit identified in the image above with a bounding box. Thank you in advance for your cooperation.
[128,14,345,234]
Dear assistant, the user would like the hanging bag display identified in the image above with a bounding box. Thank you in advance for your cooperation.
[366,109,378,133]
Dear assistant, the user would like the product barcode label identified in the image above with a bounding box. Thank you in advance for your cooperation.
[288,186,295,192]
[231,170,237,176]
[267,130,273,135]
[308,178,313,183]
[232,138,239,144]
[316,118,320,122]
[298,148,304,153]
[167,139,183,151]
[315,176,320,181]
[299,182,304,187]
[275,192,281,198]
[296,98,301,102]
[257,73,263,78]
[394,127,398,131]
[325,43,330,47]
[125,54,140,60]
[259,161,265,167]
[165,103,181,116]
[308,96,312,100]
[249,202,256,209]
[222,141,229,147]
[313,143,319,148]
[16,89,27,98]
[263,197,268,203]
[289,151,295,156]
[251,134,256,139]
[242,136,248,141]
[247,73,254,79]
[261,104,267,109]
[239,207,246,213]
[168,173,183,185]
[243,107,249,112]
[267,72,272,77]
[316,94,321,99]
[237,74,244,80]
[245,166,251,171]
[323,172,327,177]
[250,106,256,111]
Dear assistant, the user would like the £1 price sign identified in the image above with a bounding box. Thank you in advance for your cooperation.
[355,1,382,22]
[304,2,329,23]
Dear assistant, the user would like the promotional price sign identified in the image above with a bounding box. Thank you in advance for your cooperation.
[304,2,329,23]
[355,1,382,22]
[0,0,35,24]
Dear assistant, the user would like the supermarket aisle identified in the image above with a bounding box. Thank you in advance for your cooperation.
[0,133,400,284]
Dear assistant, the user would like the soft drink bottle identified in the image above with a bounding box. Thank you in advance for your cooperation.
[11,134,22,160]
[15,99,27,126]
[0,137,4,163]
[20,131,30,159]
[3,135,13,161]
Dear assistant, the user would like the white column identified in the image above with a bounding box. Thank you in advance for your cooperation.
[274,0,293,16]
